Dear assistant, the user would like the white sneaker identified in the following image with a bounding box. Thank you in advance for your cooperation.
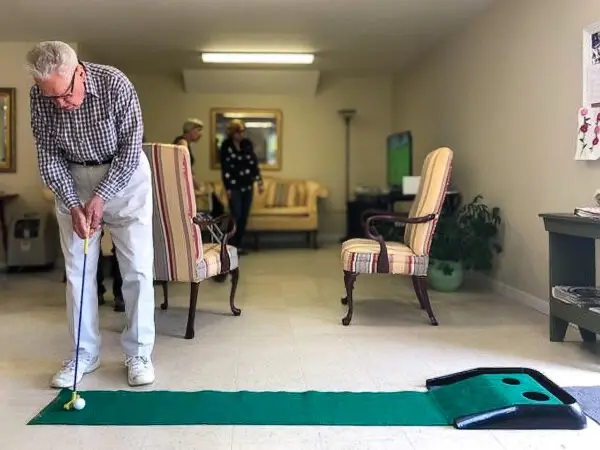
[125,356,155,386]
[50,353,100,389]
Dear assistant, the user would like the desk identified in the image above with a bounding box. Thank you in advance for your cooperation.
[539,213,600,343]
[0,192,18,261]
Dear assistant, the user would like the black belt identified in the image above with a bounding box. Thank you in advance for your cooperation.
[67,158,113,167]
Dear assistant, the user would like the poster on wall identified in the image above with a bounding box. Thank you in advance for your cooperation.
[575,106,600,160]
[583,22,600,107]
[576,22,600,160]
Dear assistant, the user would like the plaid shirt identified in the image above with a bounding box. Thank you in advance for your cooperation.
[30,62,144,210]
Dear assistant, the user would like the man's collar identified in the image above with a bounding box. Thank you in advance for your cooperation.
[81,61,99,98]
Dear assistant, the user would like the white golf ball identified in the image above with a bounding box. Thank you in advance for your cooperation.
[73,397,86,410]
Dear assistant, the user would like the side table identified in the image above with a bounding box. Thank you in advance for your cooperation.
[539,213,600,343]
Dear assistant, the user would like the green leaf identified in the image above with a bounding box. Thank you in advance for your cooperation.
[429,194,502,274]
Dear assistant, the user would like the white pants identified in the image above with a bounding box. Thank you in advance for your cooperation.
[56,155,155,359]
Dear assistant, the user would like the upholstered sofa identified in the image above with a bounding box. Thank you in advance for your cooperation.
[212,177,328,248]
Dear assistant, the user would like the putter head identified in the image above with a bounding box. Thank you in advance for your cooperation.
[63,391,79,411]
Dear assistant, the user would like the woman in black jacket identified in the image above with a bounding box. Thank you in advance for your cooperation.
[219,119,264,254]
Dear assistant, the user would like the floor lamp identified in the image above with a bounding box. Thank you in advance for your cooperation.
[338,108,357,242]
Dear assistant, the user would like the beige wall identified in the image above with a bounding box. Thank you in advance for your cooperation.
[0,44,67,211]
[0,42,79,209]
[0,40,392,243]
[394,0,600,300]
[127,73,394,236]
[0,44,77,261]
[0,42,85,260]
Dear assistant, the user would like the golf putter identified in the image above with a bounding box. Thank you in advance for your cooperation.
[64,235,89,411]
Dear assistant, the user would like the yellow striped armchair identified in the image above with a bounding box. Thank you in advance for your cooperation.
[143,143,241,339]
[340,147,454,326]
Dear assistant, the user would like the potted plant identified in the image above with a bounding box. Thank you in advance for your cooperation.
[428,195,502,292]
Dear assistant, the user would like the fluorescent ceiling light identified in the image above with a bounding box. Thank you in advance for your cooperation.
[201,53,314,64]
[245,121,274,128]
[223,112,276,119]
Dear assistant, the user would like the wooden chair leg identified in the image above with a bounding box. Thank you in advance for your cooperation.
[160,281,169,310]
[229,267,241,316]
[413,276,438,326]
[411,276,425,310]
[341,270,358,326]
[185,282,200,339]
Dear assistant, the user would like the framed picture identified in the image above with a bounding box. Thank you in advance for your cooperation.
[209,108,283,171]
[0,87,16,173]
[583,21,600,107]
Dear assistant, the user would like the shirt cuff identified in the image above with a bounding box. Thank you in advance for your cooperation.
[93,183,113,203]
[63,192,82,210]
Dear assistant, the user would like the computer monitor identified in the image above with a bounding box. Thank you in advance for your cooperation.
[386,131,413,189]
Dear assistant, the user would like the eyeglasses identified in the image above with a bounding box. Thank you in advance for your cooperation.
[43,64,78,100]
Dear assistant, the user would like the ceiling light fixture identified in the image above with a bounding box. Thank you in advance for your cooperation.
[201,53,315,65]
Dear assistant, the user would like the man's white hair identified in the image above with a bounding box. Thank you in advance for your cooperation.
[25,41,78,80]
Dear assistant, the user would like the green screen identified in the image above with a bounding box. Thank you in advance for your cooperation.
[387,131,412,187]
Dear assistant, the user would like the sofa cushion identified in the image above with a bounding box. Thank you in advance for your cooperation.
[267,182,299,207]
[341,238,428,276]
[252,206,310,217]
[197,244,238,280]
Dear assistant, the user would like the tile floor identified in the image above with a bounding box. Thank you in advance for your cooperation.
[0,245,599,449]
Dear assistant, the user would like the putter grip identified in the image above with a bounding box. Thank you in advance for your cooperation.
[84,237,89,254]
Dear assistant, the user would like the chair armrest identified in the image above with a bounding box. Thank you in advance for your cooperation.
[357,211,436,274]
[365,211,436,239]
[193,213,237,273]
[361,209,436,228]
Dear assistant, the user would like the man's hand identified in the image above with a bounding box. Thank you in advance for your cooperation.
[85,194,105,233]
[258,183,265,195]
[70,206,89,239]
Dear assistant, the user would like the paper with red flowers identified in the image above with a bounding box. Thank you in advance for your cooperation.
[576,107,600,160]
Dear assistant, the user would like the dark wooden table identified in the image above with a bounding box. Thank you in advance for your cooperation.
[0,192,18,261]
[539,213,600,343]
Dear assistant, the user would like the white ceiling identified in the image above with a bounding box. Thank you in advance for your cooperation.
[0,0,495,74]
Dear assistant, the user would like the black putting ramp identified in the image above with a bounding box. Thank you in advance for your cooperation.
[426,367,587,430]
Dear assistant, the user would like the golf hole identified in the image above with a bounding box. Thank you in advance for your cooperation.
[502,377,521,385]
[523,391,550,402]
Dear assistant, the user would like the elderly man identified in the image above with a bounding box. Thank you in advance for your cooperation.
[27,41,155,388]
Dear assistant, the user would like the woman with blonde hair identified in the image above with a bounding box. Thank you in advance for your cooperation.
[173,118,203,190]
[219,119,264,254]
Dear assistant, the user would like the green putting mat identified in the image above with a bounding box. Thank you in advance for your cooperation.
[28,374,562,426]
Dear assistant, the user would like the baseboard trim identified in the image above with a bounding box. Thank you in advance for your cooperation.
[473,273,549,316]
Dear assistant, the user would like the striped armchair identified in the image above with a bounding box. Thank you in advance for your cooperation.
[340,147,453,326]
[143,143,241,339]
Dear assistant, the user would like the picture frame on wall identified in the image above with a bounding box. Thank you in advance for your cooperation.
[209,108,283,171]
[0,87,16,173]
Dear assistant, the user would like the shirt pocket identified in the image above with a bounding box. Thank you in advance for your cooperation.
[89,119,118,151]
